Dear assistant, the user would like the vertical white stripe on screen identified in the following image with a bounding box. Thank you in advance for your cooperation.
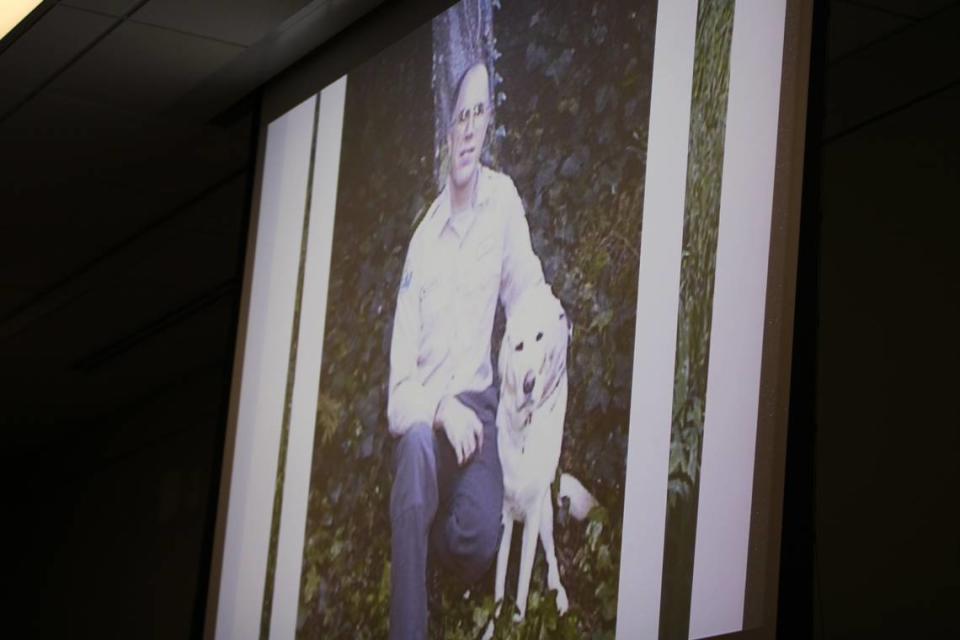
[687,1,788,638]
[270,76,348,640]
[616,1,698,638]
[215,96,317,640]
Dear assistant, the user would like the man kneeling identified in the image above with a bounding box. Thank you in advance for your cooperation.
[387,59,547,640]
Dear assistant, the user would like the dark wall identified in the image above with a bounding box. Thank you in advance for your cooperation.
[781,1,960,638]
[814,44,960,640]
[7,153,252,639]
[12,370,234,638]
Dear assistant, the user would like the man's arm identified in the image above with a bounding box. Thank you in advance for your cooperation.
[499,179,546,315]
[387,235,484,462]
[387,242,436,437]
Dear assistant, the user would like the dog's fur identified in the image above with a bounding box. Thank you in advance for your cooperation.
[490,286,596,628]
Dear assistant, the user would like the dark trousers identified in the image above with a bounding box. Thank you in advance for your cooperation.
[389,387,503,640]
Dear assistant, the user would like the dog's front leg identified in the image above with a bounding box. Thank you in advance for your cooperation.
[494,512,513,606]
[515,500,543,620]
[484,512,514,640]
[538,490,568,614]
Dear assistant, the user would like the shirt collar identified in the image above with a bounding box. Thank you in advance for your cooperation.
[433,166,494,242]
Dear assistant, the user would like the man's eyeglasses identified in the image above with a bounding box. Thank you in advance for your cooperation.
[453,102,487,130]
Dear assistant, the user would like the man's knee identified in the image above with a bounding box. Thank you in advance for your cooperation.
[438,496,502,583]
[395,422,434,463]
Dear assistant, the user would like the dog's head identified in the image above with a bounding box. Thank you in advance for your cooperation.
[499,286,571,418]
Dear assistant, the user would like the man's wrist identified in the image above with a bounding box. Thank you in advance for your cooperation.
[433,395,449,430]
[434,394,462,431]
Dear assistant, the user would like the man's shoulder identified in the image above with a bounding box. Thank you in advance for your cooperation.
[480,166,519,198]
[409,190,446,247]
[478,167,523,216]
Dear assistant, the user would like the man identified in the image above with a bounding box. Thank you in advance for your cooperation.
[387,61,546,639]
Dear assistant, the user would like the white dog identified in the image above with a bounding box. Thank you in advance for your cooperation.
[490,286,597,631]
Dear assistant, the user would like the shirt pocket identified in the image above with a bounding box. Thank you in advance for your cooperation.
[463,235,501,299]
[419,274,447,336]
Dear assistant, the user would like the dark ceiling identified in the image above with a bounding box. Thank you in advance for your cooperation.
[0,0,384,453]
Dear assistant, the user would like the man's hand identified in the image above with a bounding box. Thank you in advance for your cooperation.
[434,395,483,466]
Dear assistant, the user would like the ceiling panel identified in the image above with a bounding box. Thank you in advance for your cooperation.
[60,0,143,17]
[0,173,245,285]
[169,0,384,121]
[824,3,960,140]
[0,285,31,318]
[47,20,244,115]
[5,281,189,363]
[163,173,248,238]
[827,1,911,62]
[132,0,313,47]
[0,5,113,95]
[0,297,236,428]
[0,174,246,304]
[0,90,198,204]
[0,86,28,115]
[942,84,960,100]
[836,0,957,19]
[0,0,382,454]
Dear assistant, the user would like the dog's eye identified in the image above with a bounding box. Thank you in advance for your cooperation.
[536,331,543,342]
[515,342,524,352]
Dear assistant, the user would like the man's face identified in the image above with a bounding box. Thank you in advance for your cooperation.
[448,64,490,191]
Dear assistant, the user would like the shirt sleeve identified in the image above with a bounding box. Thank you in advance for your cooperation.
[387,235,437,437]
[499,178,546,316]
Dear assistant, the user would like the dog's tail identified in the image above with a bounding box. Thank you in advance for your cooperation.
[558,473,599,521]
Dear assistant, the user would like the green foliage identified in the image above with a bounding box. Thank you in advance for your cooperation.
[427,519,615,640]
[667,0,735,506]
[661,1,735,638]
[295,2,657,637]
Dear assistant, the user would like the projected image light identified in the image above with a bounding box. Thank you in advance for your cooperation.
[208,1,810,639]
[294,2,654,637]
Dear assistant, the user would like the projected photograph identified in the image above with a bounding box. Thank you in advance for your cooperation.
[211,0,805,637]
[295,0,656,637]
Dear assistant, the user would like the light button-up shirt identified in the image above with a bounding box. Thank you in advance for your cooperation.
[387,167,545,436]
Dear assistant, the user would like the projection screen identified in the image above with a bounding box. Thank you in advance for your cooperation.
[205,0,812,638]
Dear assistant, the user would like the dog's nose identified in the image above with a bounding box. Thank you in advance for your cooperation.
[523,371,536,396]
